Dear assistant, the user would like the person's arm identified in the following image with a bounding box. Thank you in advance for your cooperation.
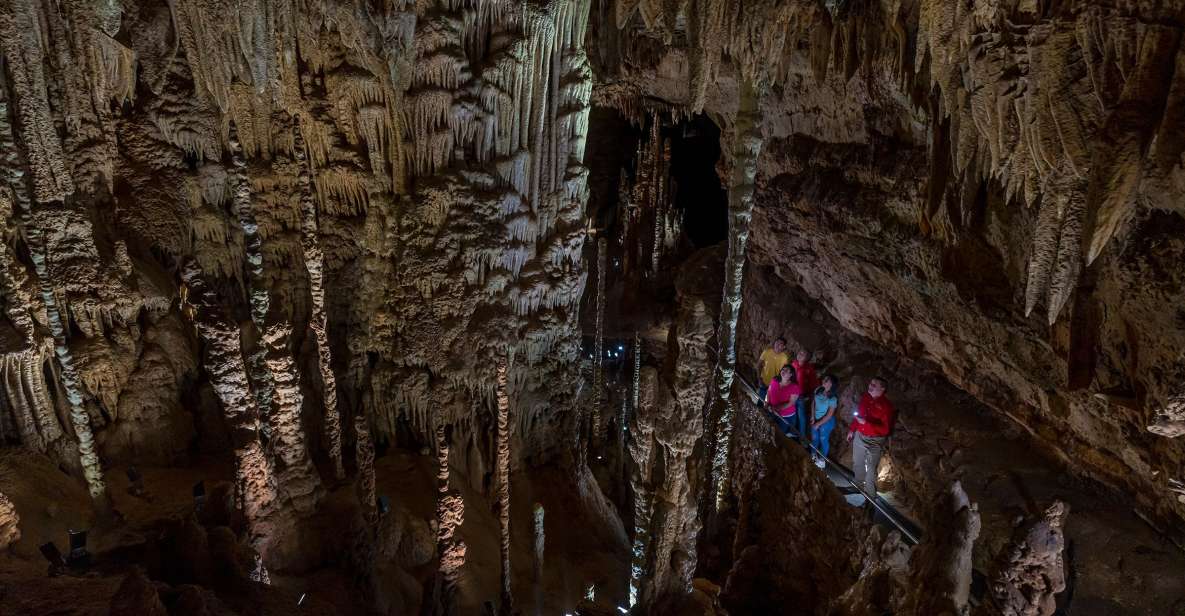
[848,396,863,440]
[813,399,835,429]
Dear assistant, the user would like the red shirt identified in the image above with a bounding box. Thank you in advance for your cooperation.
[767,378,801,417]
[850,393,895,437]
[793,360,818,394]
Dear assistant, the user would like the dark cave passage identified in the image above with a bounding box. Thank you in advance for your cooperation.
[668,115,728,250]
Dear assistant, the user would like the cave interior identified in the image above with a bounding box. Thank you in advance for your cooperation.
[1,0,1185,615]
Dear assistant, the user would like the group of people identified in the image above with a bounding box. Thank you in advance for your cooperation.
[756,337,895,501]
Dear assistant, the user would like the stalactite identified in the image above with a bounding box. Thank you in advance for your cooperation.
[495,359,514,616]
[181,259,278,538]
[0,1,74,203]
[711,78,764,510]
[592,236,607,449]
[354,413,376,526]
[294,119,344,480]
[651,138,670,274]
[262,322,322,514]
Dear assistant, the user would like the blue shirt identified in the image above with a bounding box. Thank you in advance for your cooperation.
[813,390,837,421]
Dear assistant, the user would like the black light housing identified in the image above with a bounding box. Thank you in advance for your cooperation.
[66,530,90,568]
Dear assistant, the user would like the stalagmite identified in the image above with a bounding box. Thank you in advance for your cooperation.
[495,360,514,615]
[532,503,545,616]
[711,79,764,509]
[262,322,322,514]
[0,19,107,503]
[988,501,1069,616]
[181,260,278,537]
[591,236,607,449]
[228,121,275,424]
[354,413,377,526]
[24,204,107,505]
[294,119,344,480]
[628,367,659,608]
[429,422,466,616]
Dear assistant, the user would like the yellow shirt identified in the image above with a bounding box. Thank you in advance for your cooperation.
[759,349,789,385]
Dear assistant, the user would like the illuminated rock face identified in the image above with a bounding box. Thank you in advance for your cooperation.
[1,0,1185,614]
[0,0,593,509]
[594,0,1185,544]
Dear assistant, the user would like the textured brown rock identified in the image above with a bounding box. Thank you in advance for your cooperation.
[0,490,18,551]
[1,0,1184,614]
[986,501,1069,616]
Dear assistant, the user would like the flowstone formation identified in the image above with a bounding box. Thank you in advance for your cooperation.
[0,0,596,612]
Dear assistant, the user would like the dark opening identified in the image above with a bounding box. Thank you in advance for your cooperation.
[668,115,728,248]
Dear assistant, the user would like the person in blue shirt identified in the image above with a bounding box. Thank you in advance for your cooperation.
[810,374,839,468]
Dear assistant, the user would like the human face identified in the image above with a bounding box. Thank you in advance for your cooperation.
[779,366,793,383]
[868,379,885,398]
[774,340,785,353]
[822,377,833,393]
[796,350,808,363]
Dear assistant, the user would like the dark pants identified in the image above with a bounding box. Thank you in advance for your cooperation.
[794,397,809,444]
[774,413,798,437]
[758,384,768,403]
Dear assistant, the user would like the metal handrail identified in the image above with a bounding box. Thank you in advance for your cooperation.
[734,372,921,545]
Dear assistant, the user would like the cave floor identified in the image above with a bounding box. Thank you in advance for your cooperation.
[849,382,1185,615]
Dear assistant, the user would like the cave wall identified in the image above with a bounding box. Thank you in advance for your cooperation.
[592,0,1185,535]
[0,0,595,496]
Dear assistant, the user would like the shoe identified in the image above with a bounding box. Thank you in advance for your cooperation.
[815,457,826,469]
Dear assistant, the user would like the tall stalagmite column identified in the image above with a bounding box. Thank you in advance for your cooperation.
[354,413,377,526]
[0,11,106,504]
[294,119,345,480]
[228,122,276,424]
[592,236,607,450]
[262,323,322,514]
[429,422,466,616]
[181,260,278,536]
[532,503,545,616]
[628,366,659,608]
[711,79,764,509]
[495,360,514,615]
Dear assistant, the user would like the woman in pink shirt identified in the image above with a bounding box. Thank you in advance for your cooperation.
[765,365,801,436]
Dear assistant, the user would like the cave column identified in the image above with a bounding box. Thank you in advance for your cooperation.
[711,78,765,509]
[495,359,514,615]
[294,118,345,481]
[181,260,278,539]
[428,422,466,616]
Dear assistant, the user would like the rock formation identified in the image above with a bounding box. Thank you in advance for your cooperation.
[0,0,1183,614]
[986,501,1069,616]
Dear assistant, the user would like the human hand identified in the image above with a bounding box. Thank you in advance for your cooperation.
[846,432,854,443]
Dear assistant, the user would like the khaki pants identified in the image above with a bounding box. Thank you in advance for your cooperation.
[852,433,888,497]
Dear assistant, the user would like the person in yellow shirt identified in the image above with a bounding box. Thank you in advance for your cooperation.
[756,337,789,400]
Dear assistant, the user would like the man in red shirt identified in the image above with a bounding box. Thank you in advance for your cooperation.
[846,376,895,500]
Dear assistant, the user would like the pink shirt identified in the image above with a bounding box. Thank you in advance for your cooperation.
[767,378,801,417]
